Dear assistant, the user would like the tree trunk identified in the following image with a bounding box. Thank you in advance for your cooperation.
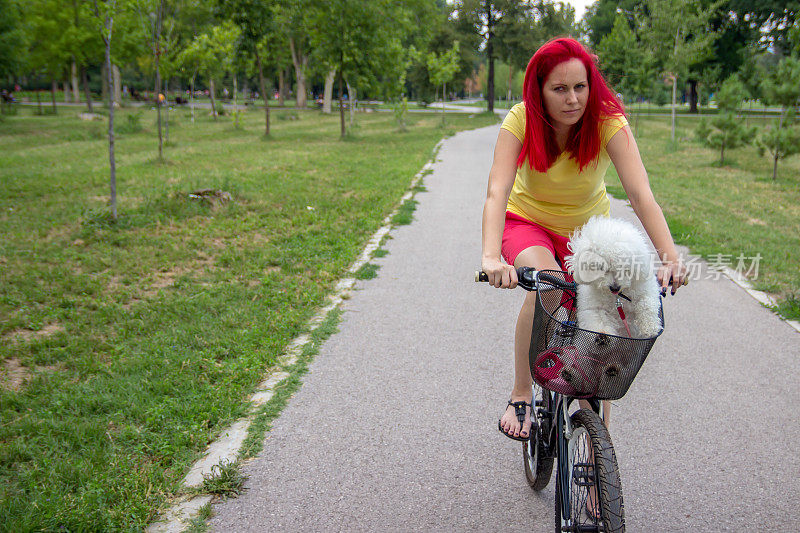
[323,69,335,114]
[154,0,164,159]
[720,143,724,166]
[103,13,117,220]
[688,79,698,113]
[233,75,239,128]
[345,79,355,129]
[338,63,345,138]
[671,76,677,142]
[155,69,162,158]
[36,90,42,115]
[101,62,108,105]
[71,59,80,103]
[113,64,121,106]
[442,82,446,124]
[254,50,270,136]
[507,65,513,101]
[164,79,169,143]
[773,153,779,180]
[64,80,71,103]
[190,76,195,124]
[278,69,286,106]
[485,0,494,113]
[81,66,93,113]
[209,78,218,120]
[289,37,308,108]
[51,80,58,114]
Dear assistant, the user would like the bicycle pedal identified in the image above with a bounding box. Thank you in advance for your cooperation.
[572,462,595,487]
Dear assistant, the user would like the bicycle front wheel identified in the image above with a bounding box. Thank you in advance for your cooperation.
[557,408,624,533]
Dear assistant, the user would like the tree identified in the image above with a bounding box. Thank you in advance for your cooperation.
[427,40,461,124]
[596,12,654,134]
[639,0,718,141]
[583,0,645,47]
[695,75,753,164]
[310,0,409,137]
[596,13,641,95]
[0,0,28,82]
[756,56,800,180]
[684,0,757,114]
[407,2,477,106]
[25,0,72,113]
[181,23,240,123]
[136,0,167,158]
[728,0,799,55]
[454,0,502,112]
[281,0,317,108]
[91,0,119,219]
[65,0,100,111]
[456,0,576,113]
[222,0,278,136]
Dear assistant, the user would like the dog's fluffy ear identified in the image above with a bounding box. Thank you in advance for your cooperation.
[564,253,576,274]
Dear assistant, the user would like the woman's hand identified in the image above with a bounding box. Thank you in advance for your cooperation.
[481,257,518,289]
[657,259,688,296]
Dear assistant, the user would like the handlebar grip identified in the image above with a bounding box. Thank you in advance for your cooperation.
[475,271,489,283]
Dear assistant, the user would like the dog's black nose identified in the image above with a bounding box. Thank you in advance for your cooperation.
[609,283,621,293]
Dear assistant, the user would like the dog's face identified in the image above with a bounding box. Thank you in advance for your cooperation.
[569,243,649,292]
[567,216,655,292]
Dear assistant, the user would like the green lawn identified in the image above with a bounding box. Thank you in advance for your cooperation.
[605,115,800,318]
[0,106,500,530]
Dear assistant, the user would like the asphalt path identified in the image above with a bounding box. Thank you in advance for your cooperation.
[209,122,800,531]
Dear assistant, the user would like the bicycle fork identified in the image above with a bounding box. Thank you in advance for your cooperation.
[557,396,573,526]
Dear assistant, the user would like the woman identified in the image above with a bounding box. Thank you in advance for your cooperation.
[481,37,687,445]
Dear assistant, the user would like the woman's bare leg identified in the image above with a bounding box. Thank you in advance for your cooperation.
[499,246,560,439]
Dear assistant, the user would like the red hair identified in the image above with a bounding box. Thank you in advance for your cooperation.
[517,37,625,173]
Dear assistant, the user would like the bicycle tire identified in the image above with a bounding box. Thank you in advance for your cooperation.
[561,409,625,533]
[523,384,554,491]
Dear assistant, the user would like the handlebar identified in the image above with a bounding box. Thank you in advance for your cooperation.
[475,267,576,292]
[476,267,686,296]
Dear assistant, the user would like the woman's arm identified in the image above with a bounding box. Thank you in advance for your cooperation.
[482,128,523,288]
[606,125,688,294]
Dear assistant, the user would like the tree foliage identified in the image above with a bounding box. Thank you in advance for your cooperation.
[756,56,800,180]
[310,0,409,136]
[695,75,753,164]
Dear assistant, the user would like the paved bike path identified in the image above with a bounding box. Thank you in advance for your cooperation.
[210,123,800,531]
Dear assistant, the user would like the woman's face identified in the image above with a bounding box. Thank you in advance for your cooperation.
[542,58,589,131]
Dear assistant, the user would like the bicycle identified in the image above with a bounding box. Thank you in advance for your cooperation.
[477,267,665,532]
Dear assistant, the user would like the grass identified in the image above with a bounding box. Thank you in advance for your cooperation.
[604,115,800,319]
[238,308,342,462]
[354,262,381,280]
[391,198,418,226]
[0,105,500,530]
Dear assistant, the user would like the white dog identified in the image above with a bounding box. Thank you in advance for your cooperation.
[565,216,662,338]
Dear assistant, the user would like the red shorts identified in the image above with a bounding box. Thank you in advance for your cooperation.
[501,211,572,267]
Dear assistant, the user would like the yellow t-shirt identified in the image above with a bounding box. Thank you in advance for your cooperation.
[501,102,628,236]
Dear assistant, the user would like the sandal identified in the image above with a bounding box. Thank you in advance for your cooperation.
[498,399,534,442]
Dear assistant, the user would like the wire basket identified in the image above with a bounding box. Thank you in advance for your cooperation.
[529,270,664,400]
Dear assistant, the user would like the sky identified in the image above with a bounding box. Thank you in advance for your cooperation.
[564,0,595,22]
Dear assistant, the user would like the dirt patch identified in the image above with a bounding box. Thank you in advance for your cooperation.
[3,323,64,344]
[0,359,29,391]
[1,359,64,392]
[45,224,75,242]
[746,217,767,226]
